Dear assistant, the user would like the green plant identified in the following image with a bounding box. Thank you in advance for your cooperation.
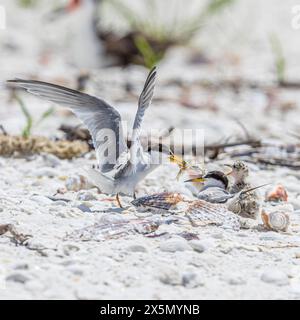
[105,0,236,68]
[134,35,164,69]
[15,96,54,138]
[269,34,286,84]
[107,0,236,43]
[17,0,38,8]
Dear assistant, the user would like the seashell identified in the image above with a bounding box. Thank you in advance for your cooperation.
[131,192,184,211]
[67,216,168,241]
[261,209,290,232]
[186,200,240,230]
[266,185,288,202]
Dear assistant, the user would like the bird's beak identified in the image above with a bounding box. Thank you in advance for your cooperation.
[224,164,233,175]
[184,177,206,183]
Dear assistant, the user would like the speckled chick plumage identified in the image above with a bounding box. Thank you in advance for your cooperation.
[227,161,262,219]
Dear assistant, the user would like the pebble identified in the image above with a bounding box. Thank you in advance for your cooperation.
[51,200,68,206]
[259,233,282,241]
[13,263,29,270]
[41,154,61,168]
[223,274,246,285]
[158,268,182,285]
[77,204,92,213]
[189,239,217,253]
[63,244,80,256]
[182,272,203,288]
[160,238,191,252]
[30,195,53,205]
[6,273,30,284]
[33,168,58,178]
[76,191,97,201]
[99,213,128,224]
[67,266,84,276]
[127,245,148,253]
[211,232,224,240]
[261,269,289,286]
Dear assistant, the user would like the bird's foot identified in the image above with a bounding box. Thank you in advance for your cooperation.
[116,193,123,208]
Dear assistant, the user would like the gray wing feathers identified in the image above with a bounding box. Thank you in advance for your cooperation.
[7,79,127,172]
[132,66,156,132]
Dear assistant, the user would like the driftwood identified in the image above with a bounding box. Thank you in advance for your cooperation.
[0,224,31,245]
[0,134,89,159]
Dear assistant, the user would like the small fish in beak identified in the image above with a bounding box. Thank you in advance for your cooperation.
[169,154,192,180]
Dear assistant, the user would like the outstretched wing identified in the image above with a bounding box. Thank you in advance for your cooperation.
[7,79,127,172]
[130,66,157,163]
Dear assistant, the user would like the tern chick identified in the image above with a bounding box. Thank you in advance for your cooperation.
[225,160,251,193]
[8,67,171,207]
[225,161,263,219]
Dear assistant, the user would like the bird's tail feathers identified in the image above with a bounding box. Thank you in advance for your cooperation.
[81,167,114,194]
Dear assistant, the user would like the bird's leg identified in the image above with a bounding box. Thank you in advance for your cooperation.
[116,193,123,208]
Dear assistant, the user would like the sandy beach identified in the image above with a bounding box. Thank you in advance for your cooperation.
[1,0,300,299]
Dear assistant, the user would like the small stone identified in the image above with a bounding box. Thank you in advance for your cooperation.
[99,213,128,224]
[127,245,148,253]
[261,269,289,286]
[211,232,224,239]
[182,272,203,288]
[160,238,191,252]
[51,200,68,206]
[159,268,182,285]
[6,273,30,284]
[223,274,246,285]
[30,195,53,205]
[77,204,92,213]
[63,244,80,256]
[13,263,29,270]
[33,168,58,178]
[42,154,61,167]
[67,266,84,276]
[189,239,217,253]
[76,191,97,201]
[295,252,300,259]
[259,233,282,241]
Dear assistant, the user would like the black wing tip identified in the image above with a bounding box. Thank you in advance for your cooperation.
[7,78,27,85]
[150,66,157,74]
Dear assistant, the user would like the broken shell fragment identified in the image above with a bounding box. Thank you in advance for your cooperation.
[186,200,240,230]
[266,184,288,202]
[131,192,184,211]
[261,209,290,232]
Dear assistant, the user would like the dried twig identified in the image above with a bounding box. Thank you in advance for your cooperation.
[0,224,31,245]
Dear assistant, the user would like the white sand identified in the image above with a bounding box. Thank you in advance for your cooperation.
[1,0,300,299]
